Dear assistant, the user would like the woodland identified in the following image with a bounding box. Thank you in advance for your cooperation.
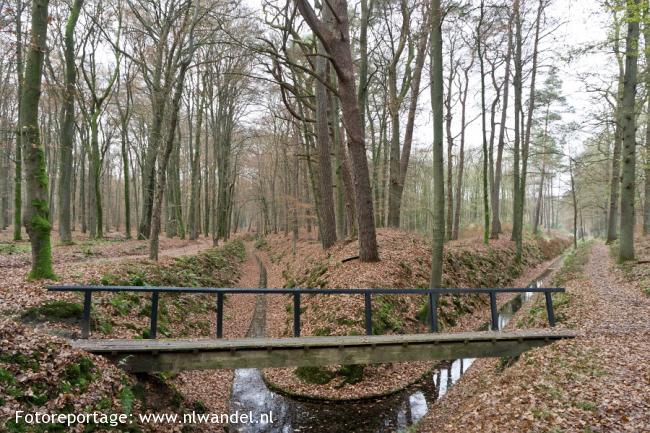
[0,0,649,432]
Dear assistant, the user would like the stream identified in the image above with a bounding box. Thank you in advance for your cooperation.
[227,258,561,433]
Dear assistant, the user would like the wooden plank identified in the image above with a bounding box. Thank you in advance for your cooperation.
[73,330,576,352]
[72,330,577,373]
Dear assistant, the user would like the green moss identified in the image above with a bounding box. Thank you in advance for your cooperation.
[26,205,55,280]
[284,259,329,288]
[574,400,598,411]
[193,400,208,414]
[337,364,364,384]
[60,357,95,393]
[22,300,83,322]
[496,355,519,373]
[0,368,16,384]
[34,146,49,189]
[294,366,336,384]
[0,352,40,371]
[97,239,245,289]
[110,293,141,316]
[520,292,573,328]
[372,297,404,334]
[254,236,268,250]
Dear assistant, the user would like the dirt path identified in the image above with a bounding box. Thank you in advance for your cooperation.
[172,242,263,432]
[417,241,650,432]
[583,242,650,336]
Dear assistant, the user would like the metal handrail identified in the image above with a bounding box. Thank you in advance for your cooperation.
[47,285,564,339]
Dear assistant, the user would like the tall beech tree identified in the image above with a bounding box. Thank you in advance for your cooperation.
[57,0,84,244]
[430,0,444,289]
[80,7,120,239]
[314,2,337,248]
[294,0,379,261]
[491,8,513,239]
[618,0,639,262]
[644,1,650,236]
[13,0,24,241]
[20,0,54,279]
[606,6,625,244]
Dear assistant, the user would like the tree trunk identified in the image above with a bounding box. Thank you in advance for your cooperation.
[57,0,83,245]
[138,36,169,240]
[643,4,650,236]
[21,0,54,279]
[188,87,204,240]
[150,61,190,260]
[452,63,471,241]
[314,34,337,248]
[13,0,24,241]
[477,0,489,245]
[570,159,577,250]
[619,0,639,262]
[295,0,378,261]
[430,0,445,289]
[119,89,132,239]
[491,11,513,239]
[533,163,545,235]
[607,25,626,244]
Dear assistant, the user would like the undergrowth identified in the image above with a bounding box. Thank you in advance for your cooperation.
[552,240,594,287]
[21,240,246,339]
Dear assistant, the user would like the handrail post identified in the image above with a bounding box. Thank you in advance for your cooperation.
[216,292,224,338]
[293,292,301,337]
[150,292,159,339]
[81,290,92,339]
[544,291,556,327]
[364,292,372,335]
[428,291,438,332]
[489,291,498,331]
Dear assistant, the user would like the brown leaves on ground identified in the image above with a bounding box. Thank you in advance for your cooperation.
[257,229,569,399]
[416,240,650,433]
[0,234,253,433]
[0,318,132,432]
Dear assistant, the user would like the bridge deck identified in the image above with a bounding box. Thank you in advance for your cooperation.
[73,330,577,372]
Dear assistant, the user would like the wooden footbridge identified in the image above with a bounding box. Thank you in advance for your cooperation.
[47,285,576,373]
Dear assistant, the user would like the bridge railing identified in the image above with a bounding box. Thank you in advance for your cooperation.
[46,285,565,339]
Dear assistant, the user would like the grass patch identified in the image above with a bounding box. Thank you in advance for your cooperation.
[254,236,268,250]
[97,239,246,288]
[337,364,364,384]
[552,240,593,287]
[574,400,598,411]
[21,300,83,322]
[372,296,405,334]
[520,291,573,328]
[0,243,31,254]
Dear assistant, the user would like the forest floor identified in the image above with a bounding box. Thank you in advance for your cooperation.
[6,228,644,432]
[0,231,251,432]
[255,229,569,399]
[0,233,214,318]
[416,239,650,433]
